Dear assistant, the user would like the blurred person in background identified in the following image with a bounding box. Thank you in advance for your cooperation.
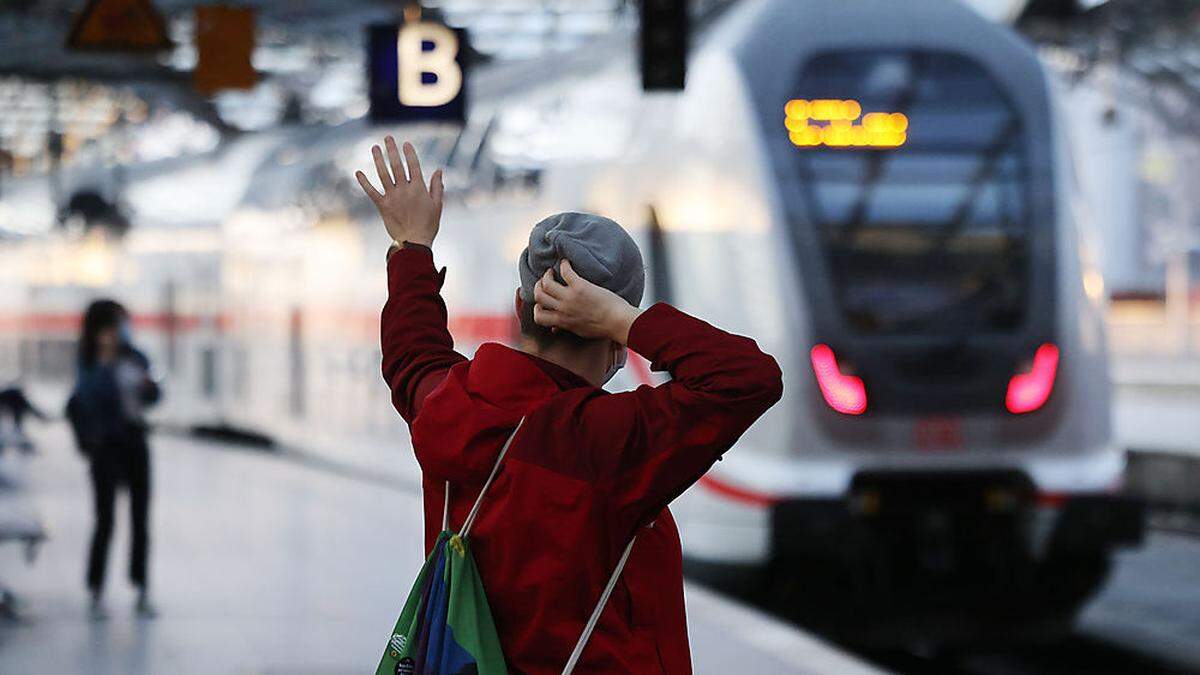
[0,382,47,455]
[358,138,783,673]
[66,300,161,619]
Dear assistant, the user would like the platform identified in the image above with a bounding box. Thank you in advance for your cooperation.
[0,426,883,674]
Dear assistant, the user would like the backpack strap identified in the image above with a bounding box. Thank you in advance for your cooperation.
[444,417,526,539]
[561,535,636,675]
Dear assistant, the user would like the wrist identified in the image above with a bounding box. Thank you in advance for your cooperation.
[399,234,435,248]
[609,304,643,345]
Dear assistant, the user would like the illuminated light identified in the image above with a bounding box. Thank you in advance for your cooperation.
[868,130,905,147]
[862,112,886,132]
[810,344,867,415]
[784,116,809,132]
[1083,270,1105,301]
[782,100,906,149]
[810,99,839,120]
[789,127,821,146]
[784,99,810,119]
[1006,343,1059,414]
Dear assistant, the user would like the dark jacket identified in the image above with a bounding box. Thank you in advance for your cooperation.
[67,346,160,458]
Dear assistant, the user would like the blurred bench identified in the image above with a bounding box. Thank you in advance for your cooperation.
[0,456,46,620]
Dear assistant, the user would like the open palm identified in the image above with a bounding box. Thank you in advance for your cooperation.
[355,136,444,247]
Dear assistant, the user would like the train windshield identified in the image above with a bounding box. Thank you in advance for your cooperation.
[792,51,1029,336]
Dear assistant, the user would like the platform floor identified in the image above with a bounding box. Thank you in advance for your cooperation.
[0,427,880,675]
[1115,383,1200,456]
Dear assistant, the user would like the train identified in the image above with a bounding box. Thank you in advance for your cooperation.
[0,0,1144,646]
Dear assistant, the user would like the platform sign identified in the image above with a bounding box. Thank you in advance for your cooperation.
[193,6,257,95]
[67,0,171,52]
[368,22,468,124]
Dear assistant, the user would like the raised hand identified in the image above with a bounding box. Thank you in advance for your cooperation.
[355,136,444,247]
[532,259,643,345]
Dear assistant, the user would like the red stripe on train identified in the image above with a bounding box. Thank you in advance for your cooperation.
[0,312,208,332]
[0,311,512,342]
[696,474,779,508]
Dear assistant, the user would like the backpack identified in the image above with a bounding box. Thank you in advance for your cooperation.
[376,417,635,675]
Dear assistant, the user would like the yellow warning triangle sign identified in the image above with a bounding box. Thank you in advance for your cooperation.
[67,0,171,52]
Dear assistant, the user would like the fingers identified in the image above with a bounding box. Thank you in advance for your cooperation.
[371,145,393,190]
[384,136,406,185]
[355,171,383,204]
[430,169,444,205]
[537,268,566,299]
[533,303,562,328]
[533,279,560,310]
[403,141,425,190]
[559,258,582,286]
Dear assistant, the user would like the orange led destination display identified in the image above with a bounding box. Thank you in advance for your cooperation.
[784,99,907,148]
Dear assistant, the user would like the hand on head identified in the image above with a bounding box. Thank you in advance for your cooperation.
[533,259,643,346]
[355,136,444,247]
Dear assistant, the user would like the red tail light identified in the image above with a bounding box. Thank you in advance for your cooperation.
[810,344,867,415]
[1006,343,1059,414]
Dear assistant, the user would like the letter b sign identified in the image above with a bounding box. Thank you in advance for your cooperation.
[369,22,468,123]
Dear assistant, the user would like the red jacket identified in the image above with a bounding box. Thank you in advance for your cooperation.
[381,246,782,674]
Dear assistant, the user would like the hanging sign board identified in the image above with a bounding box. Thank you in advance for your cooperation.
[67,0,171,52]
[194,5,257,95]
[368,21,468,124]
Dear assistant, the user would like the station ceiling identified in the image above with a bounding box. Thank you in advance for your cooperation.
[1,0,1199,173]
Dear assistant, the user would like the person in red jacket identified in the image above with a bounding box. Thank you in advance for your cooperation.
[357,137,783,673]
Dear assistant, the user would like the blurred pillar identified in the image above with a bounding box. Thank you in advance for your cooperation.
[288,307,305,419]
[0,140,9,200]
[111,111,128,206]
[1166,249,1190,354]
[47,84,63,214]
[163,280,178,375]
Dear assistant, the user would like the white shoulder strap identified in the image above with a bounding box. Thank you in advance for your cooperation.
[443,417,526,538]
[562,535,636,675]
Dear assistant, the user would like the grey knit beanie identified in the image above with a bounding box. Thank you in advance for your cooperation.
[518,212,645,307]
